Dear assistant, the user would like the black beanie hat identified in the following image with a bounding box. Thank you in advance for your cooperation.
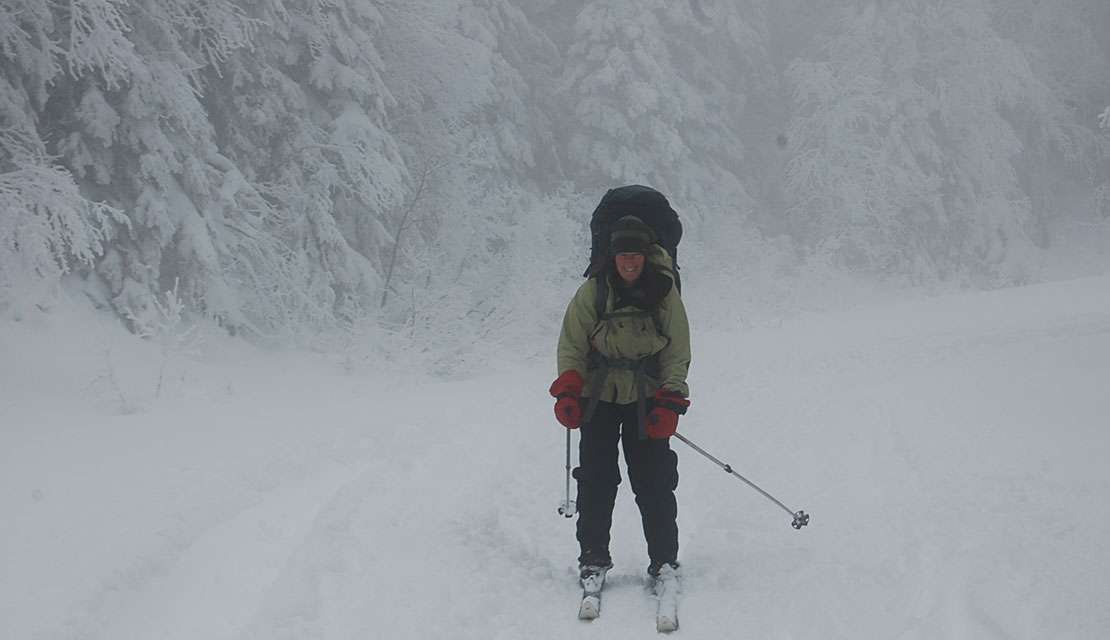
[610,215,652,255]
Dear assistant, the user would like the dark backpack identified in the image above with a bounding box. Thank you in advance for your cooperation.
[583,185,683,292]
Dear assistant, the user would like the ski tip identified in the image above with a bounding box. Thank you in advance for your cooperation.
[657,615,678,633]
[579,597,600,620]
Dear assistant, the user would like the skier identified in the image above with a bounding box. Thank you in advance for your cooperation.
[549,213,692,615]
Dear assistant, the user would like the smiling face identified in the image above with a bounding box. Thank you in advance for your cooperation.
[615,251,645,284]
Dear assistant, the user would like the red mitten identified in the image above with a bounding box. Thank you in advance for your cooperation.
[549,370,585,429]
[645,389,690,439]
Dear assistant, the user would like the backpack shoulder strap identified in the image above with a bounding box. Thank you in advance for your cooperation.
[594,276,609,321]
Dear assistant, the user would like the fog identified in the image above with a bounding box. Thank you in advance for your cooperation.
[2,0,1109,365]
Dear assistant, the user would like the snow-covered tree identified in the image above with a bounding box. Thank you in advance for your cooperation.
[551,0,773,222]
[3,0,1109,358]
[0,109,125,314]
[990,0,1110,222]
[0,0,128,314]
[784,0,1064,286]
[359,0,577,367]
[198,0,405,334]
[3,0,408,336]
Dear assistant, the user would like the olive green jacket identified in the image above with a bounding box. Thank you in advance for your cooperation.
[556,261,691,404]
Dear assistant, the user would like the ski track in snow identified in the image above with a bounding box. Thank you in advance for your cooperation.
[2,276,1109,639]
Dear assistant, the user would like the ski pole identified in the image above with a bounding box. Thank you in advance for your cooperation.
[673,432,809,530]
[557,429,577,518]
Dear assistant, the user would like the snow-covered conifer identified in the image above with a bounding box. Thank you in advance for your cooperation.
[785,1,1049,285]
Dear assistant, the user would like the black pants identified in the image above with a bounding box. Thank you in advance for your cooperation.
[575,399,679,565]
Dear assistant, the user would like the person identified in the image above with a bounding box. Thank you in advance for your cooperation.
[549,214,692,585]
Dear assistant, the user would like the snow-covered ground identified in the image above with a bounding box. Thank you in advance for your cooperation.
[3,275,1109,639]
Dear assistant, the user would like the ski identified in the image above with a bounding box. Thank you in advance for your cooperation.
[578,565,608,620]
[652,564,681,633]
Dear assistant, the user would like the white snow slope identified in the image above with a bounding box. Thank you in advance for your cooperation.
[3,275,1109,639]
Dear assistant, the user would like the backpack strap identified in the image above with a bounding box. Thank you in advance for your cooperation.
[594,275,609,320]
[582,277,610,424]
[581,277,663,438]
[582,355,650,438]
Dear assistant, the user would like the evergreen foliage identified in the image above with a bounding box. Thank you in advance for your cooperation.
[2,0,1107,358]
